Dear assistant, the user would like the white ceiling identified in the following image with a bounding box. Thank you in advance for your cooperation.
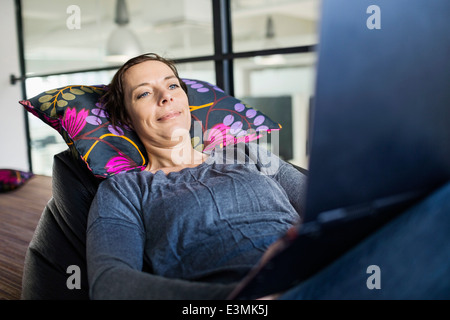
[21,0,321,74]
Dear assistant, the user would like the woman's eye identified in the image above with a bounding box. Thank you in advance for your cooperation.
[169,84,179,90]
[137,92,149,99]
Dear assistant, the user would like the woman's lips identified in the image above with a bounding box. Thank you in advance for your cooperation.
[157,111,181,121]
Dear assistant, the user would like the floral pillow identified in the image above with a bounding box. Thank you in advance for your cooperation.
[19,79,281,178]
[0,169,34,192]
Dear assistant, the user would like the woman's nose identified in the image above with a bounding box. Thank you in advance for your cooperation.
[159,90,173,106]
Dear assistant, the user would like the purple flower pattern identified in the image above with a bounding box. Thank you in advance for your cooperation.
[20,81,280,178]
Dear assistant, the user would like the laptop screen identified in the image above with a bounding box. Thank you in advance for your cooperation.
[304,0,450,221]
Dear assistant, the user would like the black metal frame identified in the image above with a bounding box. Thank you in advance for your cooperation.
[212,0,234,96]
[12,0,316,172]
[13,0,33,172]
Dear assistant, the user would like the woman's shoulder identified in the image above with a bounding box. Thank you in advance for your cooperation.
[97,170,151,193]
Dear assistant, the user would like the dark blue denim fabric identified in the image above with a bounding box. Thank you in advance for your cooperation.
[280,181,450,300]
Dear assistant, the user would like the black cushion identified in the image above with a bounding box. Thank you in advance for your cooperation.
[21,150,99,299]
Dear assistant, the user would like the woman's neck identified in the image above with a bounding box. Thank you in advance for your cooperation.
[145,142,207,174]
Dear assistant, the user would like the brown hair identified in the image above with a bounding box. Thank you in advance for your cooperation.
[102,53,188,127]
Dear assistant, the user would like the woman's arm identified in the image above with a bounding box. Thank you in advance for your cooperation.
[87,219,235,299]
[87,176,235,300]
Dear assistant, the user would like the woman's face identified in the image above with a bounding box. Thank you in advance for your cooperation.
[123,60,191,148]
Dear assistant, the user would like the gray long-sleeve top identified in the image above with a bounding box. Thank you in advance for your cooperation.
[87,143,307,299]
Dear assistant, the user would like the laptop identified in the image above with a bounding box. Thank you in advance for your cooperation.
[229,0,450,300]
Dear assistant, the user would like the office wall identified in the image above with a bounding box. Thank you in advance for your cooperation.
[0,1,29,171]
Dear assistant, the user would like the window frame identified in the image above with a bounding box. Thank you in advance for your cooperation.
[12,0,316,172]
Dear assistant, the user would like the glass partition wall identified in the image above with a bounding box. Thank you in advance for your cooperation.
[16,0,320,175]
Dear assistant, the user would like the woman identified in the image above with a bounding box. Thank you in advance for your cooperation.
[86,53,307,299]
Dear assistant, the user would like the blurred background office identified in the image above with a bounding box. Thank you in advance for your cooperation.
[1,0,320,176]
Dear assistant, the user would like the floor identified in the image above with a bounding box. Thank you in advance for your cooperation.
[0,175,52,300]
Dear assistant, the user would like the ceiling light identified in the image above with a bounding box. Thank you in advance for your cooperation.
[105,0,142,63]
[254,16,286,66]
